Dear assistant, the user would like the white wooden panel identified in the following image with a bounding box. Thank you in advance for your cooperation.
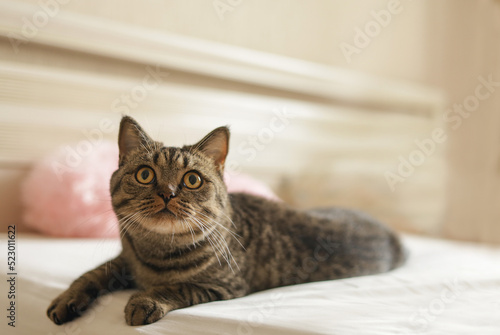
[0,1,445,234]
[0,0,442,110]
[0,61,445,234]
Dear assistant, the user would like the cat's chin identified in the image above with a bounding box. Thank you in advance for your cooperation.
[158,207,176,217]
[140,218,180,235]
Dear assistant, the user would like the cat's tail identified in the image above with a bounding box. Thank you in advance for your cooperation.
[388,232,409,270]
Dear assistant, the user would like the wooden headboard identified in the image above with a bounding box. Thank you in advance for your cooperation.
[0,1,444,234]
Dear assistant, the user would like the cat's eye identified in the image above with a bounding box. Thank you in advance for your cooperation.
[135,166,155,184]
[183,171,203,189]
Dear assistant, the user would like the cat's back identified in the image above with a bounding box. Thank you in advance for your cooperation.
[228,193,406,291]
[229,192,396,240]
[228,192,314,236]
[229,192,397,244]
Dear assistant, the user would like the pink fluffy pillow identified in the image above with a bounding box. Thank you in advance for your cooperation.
[22,141,279,238]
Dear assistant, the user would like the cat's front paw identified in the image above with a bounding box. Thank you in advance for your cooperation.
[124,292,171,326]
[47,289,95,325]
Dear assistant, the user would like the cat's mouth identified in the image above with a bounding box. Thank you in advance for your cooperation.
[158,207,176,217]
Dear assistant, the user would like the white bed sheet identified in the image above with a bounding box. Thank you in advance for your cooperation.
[1,233,500,335]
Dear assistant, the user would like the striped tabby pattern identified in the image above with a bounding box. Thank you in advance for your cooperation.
[47,116,406,326]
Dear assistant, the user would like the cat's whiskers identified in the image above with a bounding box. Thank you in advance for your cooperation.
[219,211,238,230]
[71,208,116,243]
[120,220,135,243]
[210,227,239,272]
[88,208,123,254]
[186,214,229,267]
[186,213,220,246]
[179,208,232,269]
[193,214,239,272]
[179,218,187,236]
[180,218,197,247]
[99,213,122,237]
[180,209,217,237]
[170,226,176,245]
[102,213,140,275]
[118,212,141,239]
[117,212,137,236]
[117,204,147,233]
[187,216,223,267]
[185,218,197,247]
[195,210,245,250]
[119,199,162,240]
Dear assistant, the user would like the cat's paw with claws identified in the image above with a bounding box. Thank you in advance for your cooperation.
[124,292,171,326]
[47,289,95,325]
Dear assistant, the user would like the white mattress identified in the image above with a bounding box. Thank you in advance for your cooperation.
[1,233,500,335]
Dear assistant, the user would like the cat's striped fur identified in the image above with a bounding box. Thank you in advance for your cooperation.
[47,116,406,326]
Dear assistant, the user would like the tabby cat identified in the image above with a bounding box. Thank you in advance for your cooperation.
[47,116,406,326]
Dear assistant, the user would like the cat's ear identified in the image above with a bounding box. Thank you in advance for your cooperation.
[192,126,229,172]
[118,116,153,164]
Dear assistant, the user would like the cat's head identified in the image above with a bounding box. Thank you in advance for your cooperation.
[110,116,230,238]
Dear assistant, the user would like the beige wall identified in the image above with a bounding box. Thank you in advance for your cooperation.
[433,2,500,243]
[14,0,429,82]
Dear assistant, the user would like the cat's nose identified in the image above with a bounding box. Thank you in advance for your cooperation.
[158,191,176,202]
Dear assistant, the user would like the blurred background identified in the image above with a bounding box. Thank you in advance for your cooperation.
[0,0,499,243]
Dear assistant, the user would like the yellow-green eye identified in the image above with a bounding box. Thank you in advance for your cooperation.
[183,171,202,189]
[135,166,155,184]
